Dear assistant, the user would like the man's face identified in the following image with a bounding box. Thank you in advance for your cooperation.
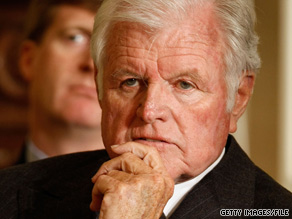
[21,5,101,128]
[100,5,233,181]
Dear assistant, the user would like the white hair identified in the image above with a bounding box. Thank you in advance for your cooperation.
[91,0,260,111]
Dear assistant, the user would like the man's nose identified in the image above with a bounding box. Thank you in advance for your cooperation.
[79,49,94,73]
[136,84,170,124]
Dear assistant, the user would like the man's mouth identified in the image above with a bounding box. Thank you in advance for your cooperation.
[70,84,97,99]
[138,138,166,143]
[133,138,171,149]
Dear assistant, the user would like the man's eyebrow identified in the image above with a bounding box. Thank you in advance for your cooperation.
[111,70,148,86]
[111,70,143,79]
[172,70,205,83]
[61,26,92,36]
[76,27,92,36]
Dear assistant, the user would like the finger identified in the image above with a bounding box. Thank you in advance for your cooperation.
[90,193,102,211]
[90,177,104,211]
[91,171,134,210]
[111,142,167,174]
[92,152,152,182]
[106,169,133,182]
[90,174,120,211]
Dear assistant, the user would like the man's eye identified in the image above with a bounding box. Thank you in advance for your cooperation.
[177,81,194,90]
[122,78,139,87]
[68,34,86,43]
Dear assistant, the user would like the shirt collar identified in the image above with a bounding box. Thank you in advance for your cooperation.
[163,147,225,218]
[25,139,48,162]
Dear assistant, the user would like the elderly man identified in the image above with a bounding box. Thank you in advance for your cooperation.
[1,0,291,218]
[13,0,104,165]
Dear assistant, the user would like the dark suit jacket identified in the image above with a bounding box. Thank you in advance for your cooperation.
[1,135,291,218]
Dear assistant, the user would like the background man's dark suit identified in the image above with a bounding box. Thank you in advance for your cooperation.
[1,135,291,218]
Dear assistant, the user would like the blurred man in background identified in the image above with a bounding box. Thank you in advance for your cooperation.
[16,0,104,163]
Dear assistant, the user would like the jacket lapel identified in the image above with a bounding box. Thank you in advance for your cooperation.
[170,175,220,218]
[170,136,255,218]
[212,136,255,210]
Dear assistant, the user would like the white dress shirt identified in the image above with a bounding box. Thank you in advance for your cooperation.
[25,140,48,162]
[163,148,225,218]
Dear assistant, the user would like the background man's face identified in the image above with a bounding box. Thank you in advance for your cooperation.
[100,4,233,181]
[22,5,101,128]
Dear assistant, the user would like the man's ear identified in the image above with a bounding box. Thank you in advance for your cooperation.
[229,71,255,133]
[19,40,37,82]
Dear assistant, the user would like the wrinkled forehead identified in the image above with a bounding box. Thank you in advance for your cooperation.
[105,1,224,53]
[105,13,224,67]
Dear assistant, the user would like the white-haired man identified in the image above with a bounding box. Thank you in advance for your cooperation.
[1,0,291,218]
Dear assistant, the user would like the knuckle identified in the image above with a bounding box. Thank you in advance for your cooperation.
[107,169,119,177]
[150,174,174,197]
[115,181,129,195]
[147,145,158,154]
[121,152,133,159]
[95,174,107,185]
[151,173,165,185]
[99,162,110,173]
[102,194,112,208]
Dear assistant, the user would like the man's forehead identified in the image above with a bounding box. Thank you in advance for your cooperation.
[105,22,224,81]
[52,5,95,29]
[105,20,223,65]
[107,7,222,52]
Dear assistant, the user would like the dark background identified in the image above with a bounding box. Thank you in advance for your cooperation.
[0,0,30,167]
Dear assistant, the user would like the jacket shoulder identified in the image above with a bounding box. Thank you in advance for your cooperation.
[254,166,292,209]
[0,150,109,218]
[214,135,292,210]
[0,149,108,181]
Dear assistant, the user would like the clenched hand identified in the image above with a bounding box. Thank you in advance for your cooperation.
[90,142,174,219]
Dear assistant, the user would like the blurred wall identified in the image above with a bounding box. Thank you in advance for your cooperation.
[236,0,291,191]
[0,1,29,168]
[249,0,280,183]
[279,0,292,191]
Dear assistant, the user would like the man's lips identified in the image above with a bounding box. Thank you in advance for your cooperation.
[70,84,97,99]
[133,138,174,148]
[137,138,165,142]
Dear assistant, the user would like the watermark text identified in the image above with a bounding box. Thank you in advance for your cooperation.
[220,209,289,217]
